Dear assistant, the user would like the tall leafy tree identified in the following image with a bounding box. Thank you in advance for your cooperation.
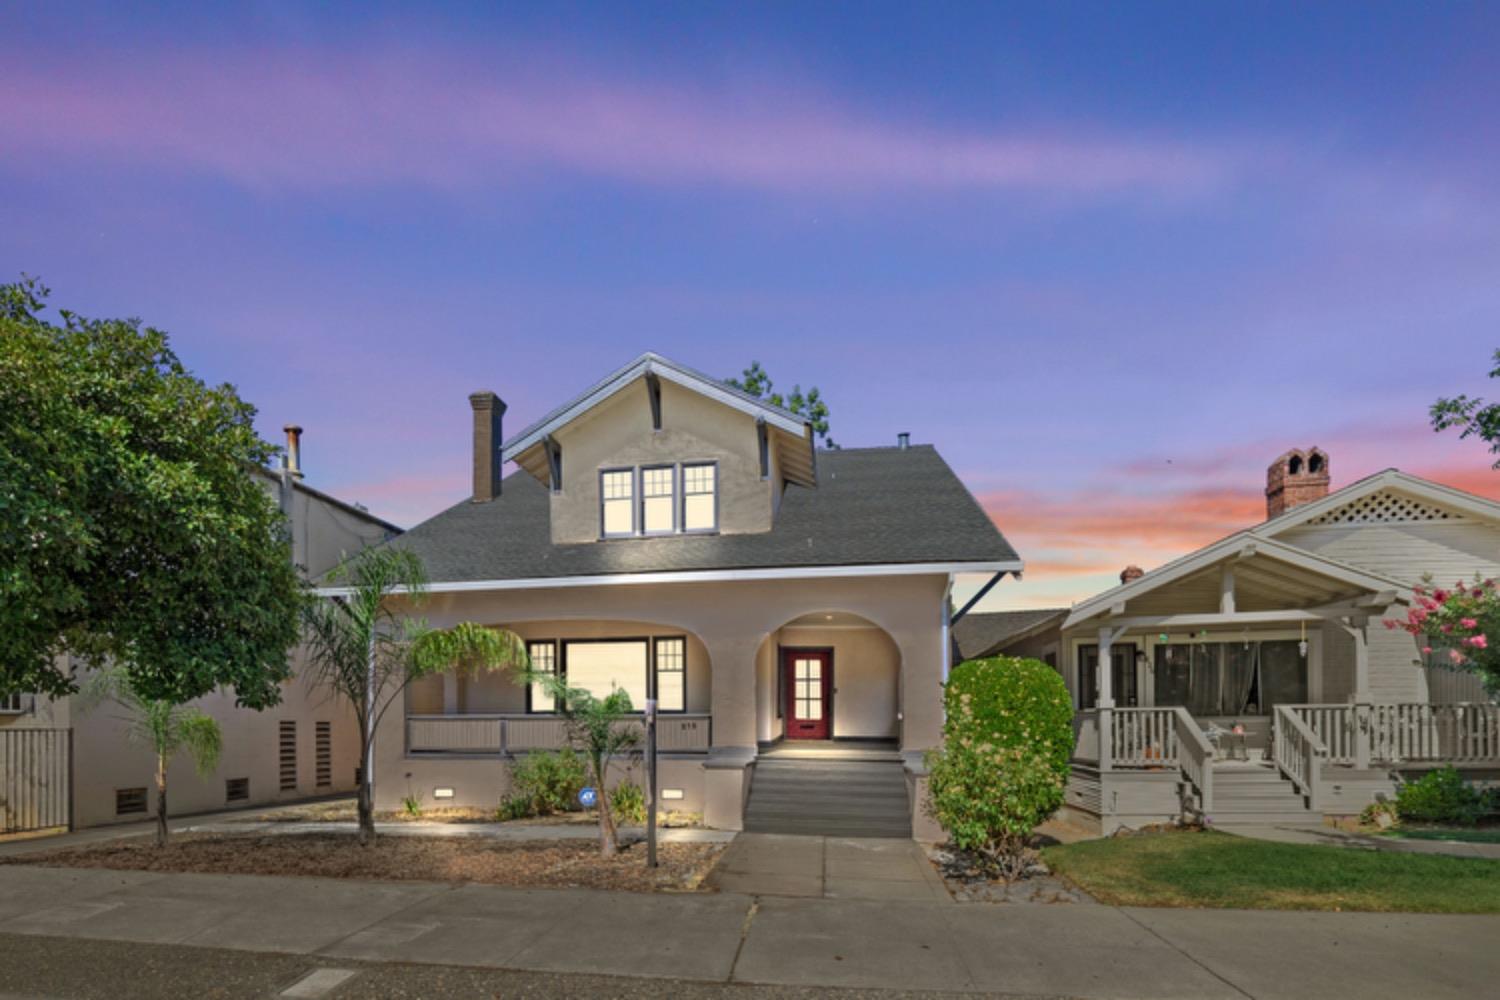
[80,668,223,847]
[304,546,527,845]
[727,361,836,447]
[1431,348,1500,465]
[0,276,304,706]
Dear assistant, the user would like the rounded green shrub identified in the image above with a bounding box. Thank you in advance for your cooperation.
[1396,766,1490,826]
[506,747,587,817]
[610,781,648,826]
[941,656,1075,773]
[925,656,1075,869]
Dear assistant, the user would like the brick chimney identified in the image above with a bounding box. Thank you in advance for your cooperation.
[282,425,304,479]
[469,391,506,503]
[1120,565,1145,585]
[1266,447,1329,519]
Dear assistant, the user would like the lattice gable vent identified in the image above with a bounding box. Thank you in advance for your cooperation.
[1307,490,1468,525]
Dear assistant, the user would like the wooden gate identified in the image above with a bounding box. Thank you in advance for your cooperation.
[1,728,72,834]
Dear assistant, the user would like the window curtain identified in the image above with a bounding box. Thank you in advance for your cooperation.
[1155,640,1305,715]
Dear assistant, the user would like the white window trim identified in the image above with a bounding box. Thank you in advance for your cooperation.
[639,464,678,536]
[599,468,637,538]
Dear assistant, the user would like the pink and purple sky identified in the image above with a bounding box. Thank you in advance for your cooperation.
[5,2,1499,609]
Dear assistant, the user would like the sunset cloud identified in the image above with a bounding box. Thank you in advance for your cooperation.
[0,45,1234,198]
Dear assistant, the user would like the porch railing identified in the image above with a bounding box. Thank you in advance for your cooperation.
[1110,707,1178,767]
[407,713,712,755]
[1171,707,1214,816]
[1290,703,1500,767]
[1273,705,1325,811]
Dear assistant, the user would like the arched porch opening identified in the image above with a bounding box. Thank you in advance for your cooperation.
[753,610,902,750]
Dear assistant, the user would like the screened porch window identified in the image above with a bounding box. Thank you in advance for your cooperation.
[1153,640,1305,716]
[527,641,557,713]
[564,640,648,708]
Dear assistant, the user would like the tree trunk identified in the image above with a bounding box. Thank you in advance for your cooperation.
[594,759,617,857]
[357,734,376,846]
[360,634,377,847]
[154,751,169,848]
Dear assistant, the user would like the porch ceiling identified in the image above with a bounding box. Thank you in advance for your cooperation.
[1118,553,1379,617]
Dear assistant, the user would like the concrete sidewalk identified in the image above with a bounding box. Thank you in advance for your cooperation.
[1,862,1496,998]
[707,833,951,901]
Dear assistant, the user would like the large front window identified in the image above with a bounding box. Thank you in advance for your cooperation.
[564,640,649,707]
[598,462,717,537]
[1154,640,1306,716]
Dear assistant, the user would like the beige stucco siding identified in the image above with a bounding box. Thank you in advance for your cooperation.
[548,378,773,543]
[376,573,948,820]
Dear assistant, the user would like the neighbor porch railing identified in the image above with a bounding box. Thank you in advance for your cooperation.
[406,713,712,754]
[1273,705,1325,811]
[1080,706,1213,814]
[1289,702,1500,767]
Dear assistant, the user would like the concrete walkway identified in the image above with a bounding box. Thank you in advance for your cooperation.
[1223,822,1500,859]
[1,860,1497,998]
[707,833,951,901]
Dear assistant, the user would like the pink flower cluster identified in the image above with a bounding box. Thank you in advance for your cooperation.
[1387,578,1498,670]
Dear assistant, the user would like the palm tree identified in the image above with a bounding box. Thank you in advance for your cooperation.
[80,668,222,847]
[303,546,527,845]
[522,670,640,856]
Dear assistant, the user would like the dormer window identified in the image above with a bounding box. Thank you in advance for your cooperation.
[601,469,635,536]
[599,462,718,538]
[683,463,717,532]
[641,466,676,534]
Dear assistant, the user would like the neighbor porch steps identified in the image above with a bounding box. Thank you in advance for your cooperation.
[744,751,911,839]
[1208,765,1317,827]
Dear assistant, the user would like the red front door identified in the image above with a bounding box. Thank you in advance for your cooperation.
[784,650,832,740]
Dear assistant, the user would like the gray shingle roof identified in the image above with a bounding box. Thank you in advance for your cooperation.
[952,608,1066,661]
[391,445,1018,584]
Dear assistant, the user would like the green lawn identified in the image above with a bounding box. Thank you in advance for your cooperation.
[1380,827,1500,845]
[1041,830,1500,913]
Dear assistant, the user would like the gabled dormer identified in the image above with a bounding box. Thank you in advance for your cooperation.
[472,354,817,544]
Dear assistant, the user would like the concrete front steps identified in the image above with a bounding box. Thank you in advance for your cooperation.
[1209,765,1317,827]
[743,756,912,839]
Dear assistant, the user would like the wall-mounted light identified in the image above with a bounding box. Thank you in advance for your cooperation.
[660,788,685,801]
[433,787,455,800]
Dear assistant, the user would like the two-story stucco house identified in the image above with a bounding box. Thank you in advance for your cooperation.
[961,449,1500,833]
[370,354,1021,838]
[1,428,399,833]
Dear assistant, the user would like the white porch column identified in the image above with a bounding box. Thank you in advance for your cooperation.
[1098,625,1115,772]
[442,672,459,715]
[1348,618,1372,768]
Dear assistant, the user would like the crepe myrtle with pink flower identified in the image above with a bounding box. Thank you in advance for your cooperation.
[1386,576,1500,695]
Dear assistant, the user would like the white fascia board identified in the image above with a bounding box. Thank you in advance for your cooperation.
[315,560,1024,598]
[501,355,807,462]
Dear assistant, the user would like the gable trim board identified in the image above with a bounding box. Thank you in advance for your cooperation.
[1259,469,1500,535]
[503,353,817,488]
[318,559,1025,598]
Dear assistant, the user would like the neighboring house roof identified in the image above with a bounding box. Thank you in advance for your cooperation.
[386,444,1021,589]
[503,352,818,489]
[952,608,1066,661]
[1257,468,1500,535]
[251,466,403,534]
[1058,472,1477,630]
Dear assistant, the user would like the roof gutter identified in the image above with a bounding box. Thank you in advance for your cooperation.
[315,559,1024,598]
[949,570,1012,626]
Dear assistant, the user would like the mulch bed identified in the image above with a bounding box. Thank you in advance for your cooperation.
[924,842,1094,904]
[5,832,722,893]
